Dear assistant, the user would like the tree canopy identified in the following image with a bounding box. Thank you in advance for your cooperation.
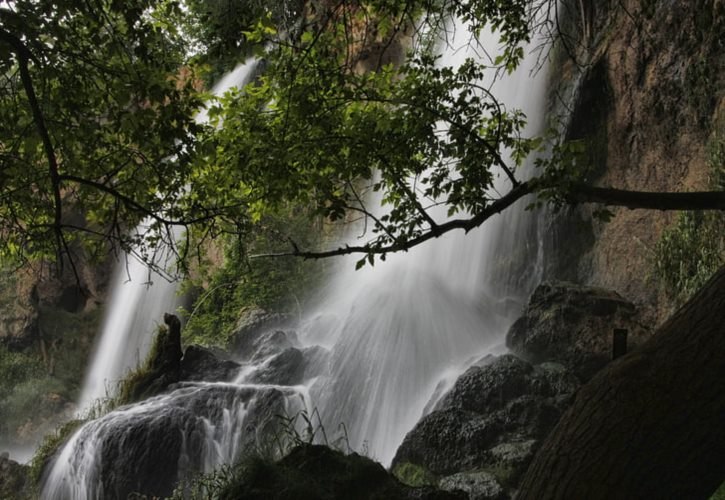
[0,0,723,274]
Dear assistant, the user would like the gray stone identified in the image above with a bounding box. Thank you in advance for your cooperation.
[180,345,241,382]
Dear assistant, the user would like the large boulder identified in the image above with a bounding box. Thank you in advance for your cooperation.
[180,345,241,382]
[215,444,463,500]
[249,345,330,386]
[506,282,651,381]
[392,355,579,499]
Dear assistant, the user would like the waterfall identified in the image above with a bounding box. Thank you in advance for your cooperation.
[77,61,261,412]
[43,10,553,497]
[298,19,551,466]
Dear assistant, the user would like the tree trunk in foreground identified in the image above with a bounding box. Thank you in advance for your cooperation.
[518,267,725,499]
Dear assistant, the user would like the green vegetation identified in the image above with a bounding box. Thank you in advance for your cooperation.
[183,0,303,85]
[0,274,102,447]
[0,346,52,438]
[113,324,172,406]
[37,305,103,393]
[655,129,725,302]
[182,211,328,348]
[711,481,725,500]
[2,0,719,276]
[170,444,409,500]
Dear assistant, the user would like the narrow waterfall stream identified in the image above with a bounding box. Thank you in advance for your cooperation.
[42,15,552,499]
[77,60,261,412]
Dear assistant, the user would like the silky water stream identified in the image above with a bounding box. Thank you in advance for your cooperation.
[41,17,552,499]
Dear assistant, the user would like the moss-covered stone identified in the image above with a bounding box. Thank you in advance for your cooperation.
[392,462,438,487]
[114,314,182,406]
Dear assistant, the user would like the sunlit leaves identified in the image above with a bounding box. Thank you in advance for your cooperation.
[195,0,549,264]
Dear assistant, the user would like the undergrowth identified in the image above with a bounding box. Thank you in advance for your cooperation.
[654,126,725,303]
[181,210,329,348]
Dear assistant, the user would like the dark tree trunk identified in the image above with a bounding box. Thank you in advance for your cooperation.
[517,267,725,499]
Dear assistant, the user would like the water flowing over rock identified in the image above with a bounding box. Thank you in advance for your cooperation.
[42,383,306,499]
[78,60,263,411]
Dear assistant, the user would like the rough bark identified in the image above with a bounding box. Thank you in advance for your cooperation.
[517,266,725,499]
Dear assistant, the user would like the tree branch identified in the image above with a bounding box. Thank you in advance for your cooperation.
[569,184,725,211]
[250,180,534,259]
[251,181,725,261]
[0,27,64,263]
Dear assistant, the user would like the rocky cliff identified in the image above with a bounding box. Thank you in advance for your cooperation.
[543,0,724,324]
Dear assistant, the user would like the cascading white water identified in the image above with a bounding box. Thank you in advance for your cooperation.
[77,60,261,412]
[44,10,554,497]
[298,18,552,465]
[42,381,310,499]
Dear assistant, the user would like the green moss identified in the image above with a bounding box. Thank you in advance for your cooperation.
[391,462,437,487]
[28,418,85,487]
[113,325,170,407]
[482,464,517,490]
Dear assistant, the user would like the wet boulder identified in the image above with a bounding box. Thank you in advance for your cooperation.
[506,282,651,381]
[180,345,241,382]
[47,384,293,499]
[392,355,579,499]
[249,345,330,386]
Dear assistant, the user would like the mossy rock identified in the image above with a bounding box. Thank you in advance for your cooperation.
[392,462,438,487]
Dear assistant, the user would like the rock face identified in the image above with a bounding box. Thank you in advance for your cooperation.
[0,270,39,349]
[0,453,29,499]
[543,0,724,323]
[392,355,580,499]
[506,282,651,381]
